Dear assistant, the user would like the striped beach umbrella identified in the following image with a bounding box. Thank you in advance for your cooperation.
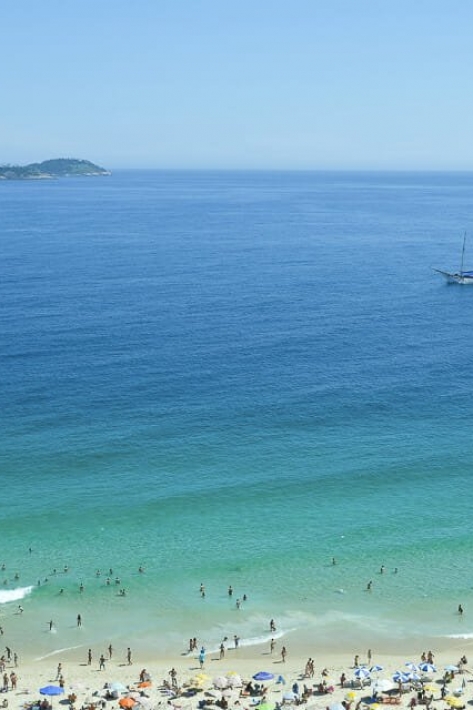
[354,668,371,680]
[419,663,436,674]
[392,671,410,683]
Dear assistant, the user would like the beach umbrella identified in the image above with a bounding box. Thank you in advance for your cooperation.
[419,663,436,674]
[405,662,419,671]
[345,692,357,701]
[119,699,136,709]
[213,676,229,689]
[373,680,394,693]
[40,687,64,697]
[138,682,152,688]
[407,672,421,682]
[445,698,465,709]
[445,665,459,672]
[226,674,242,688]
[354,668,371,680]
[253,672,275,682]
[370,666,384,673]
[392,672,410,683]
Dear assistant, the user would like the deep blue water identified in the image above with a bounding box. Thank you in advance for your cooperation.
[2,171,473,660]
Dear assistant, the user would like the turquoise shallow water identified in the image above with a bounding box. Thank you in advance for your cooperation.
[2,170,473,662]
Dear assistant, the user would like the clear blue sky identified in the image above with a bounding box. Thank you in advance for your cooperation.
[2,0,472,169]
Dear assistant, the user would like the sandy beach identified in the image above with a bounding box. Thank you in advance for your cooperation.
[4,639,473,710]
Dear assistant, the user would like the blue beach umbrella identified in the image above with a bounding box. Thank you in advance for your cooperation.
[253,672,275,682]
[407,673,421,682]
[354,668,371,680]
[40,687,64,696]
[419,663,436,674]
[370,665,384,674]
[445,666,459,672]
[392,672,410,684]
[405,662,419,671]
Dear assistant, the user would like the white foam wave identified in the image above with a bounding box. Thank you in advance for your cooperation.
[35,645,83,661]
[445,632,473,639]
[0,586,34,604]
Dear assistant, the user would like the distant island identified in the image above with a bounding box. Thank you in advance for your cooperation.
[0,158,110,180]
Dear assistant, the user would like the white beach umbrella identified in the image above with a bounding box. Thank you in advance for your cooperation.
[213,677,229,690]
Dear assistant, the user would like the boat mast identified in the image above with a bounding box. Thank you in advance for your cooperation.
[460,232,467,276]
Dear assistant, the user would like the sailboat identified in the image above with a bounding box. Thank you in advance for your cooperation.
[433,233,473,284]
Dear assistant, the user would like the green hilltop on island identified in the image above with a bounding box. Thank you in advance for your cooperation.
[0,158,110,180]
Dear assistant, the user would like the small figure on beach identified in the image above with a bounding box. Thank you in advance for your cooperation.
[354,654,359,668]
[200,583,205,598]
[56,663,62,680]
[127,647,132,665]
[87,649,92,665]
[99,654,105,670]
[367,580,373,591]
[49,620,54,631]
[236,598,241,609]
[219,643,225,659]
[77,614,82,627]
[169,668,177,688]
[380,565,385,574]
[18,605,23,614]
[108,644,113,659]
[270,638,275,654]
[340,672,346,687]
[367,649,372,664]
[234,635,239,648]
[199,647,205,669]
[13,653,18,667]
[79,582,84,593]
[459,604,464,615]
[281,646,287,663]
[228,585,233,597]
[270,619,276,632]
[138,566,144,573]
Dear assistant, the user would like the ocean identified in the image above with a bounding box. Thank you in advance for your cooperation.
[2,170,473,664]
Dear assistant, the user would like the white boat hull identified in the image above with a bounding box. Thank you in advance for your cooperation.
[434,269,473,285]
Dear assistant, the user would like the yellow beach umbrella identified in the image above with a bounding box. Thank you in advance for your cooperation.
[445,697,464,708]
[345,692,357,701]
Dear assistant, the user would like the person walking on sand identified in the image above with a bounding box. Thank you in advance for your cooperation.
[270,638,275,654]
[219,643,225,660]
[199,647,205,669]
[367,649,372,664]
[459,604,464,615]
[77,614,82,627]
[127,648,132,665]
[270,619,276,632]
[108,644,113,659]
[281,646,287,663]
[56,663,62,680]
[99,654,105,671]
[87,649,92,665]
